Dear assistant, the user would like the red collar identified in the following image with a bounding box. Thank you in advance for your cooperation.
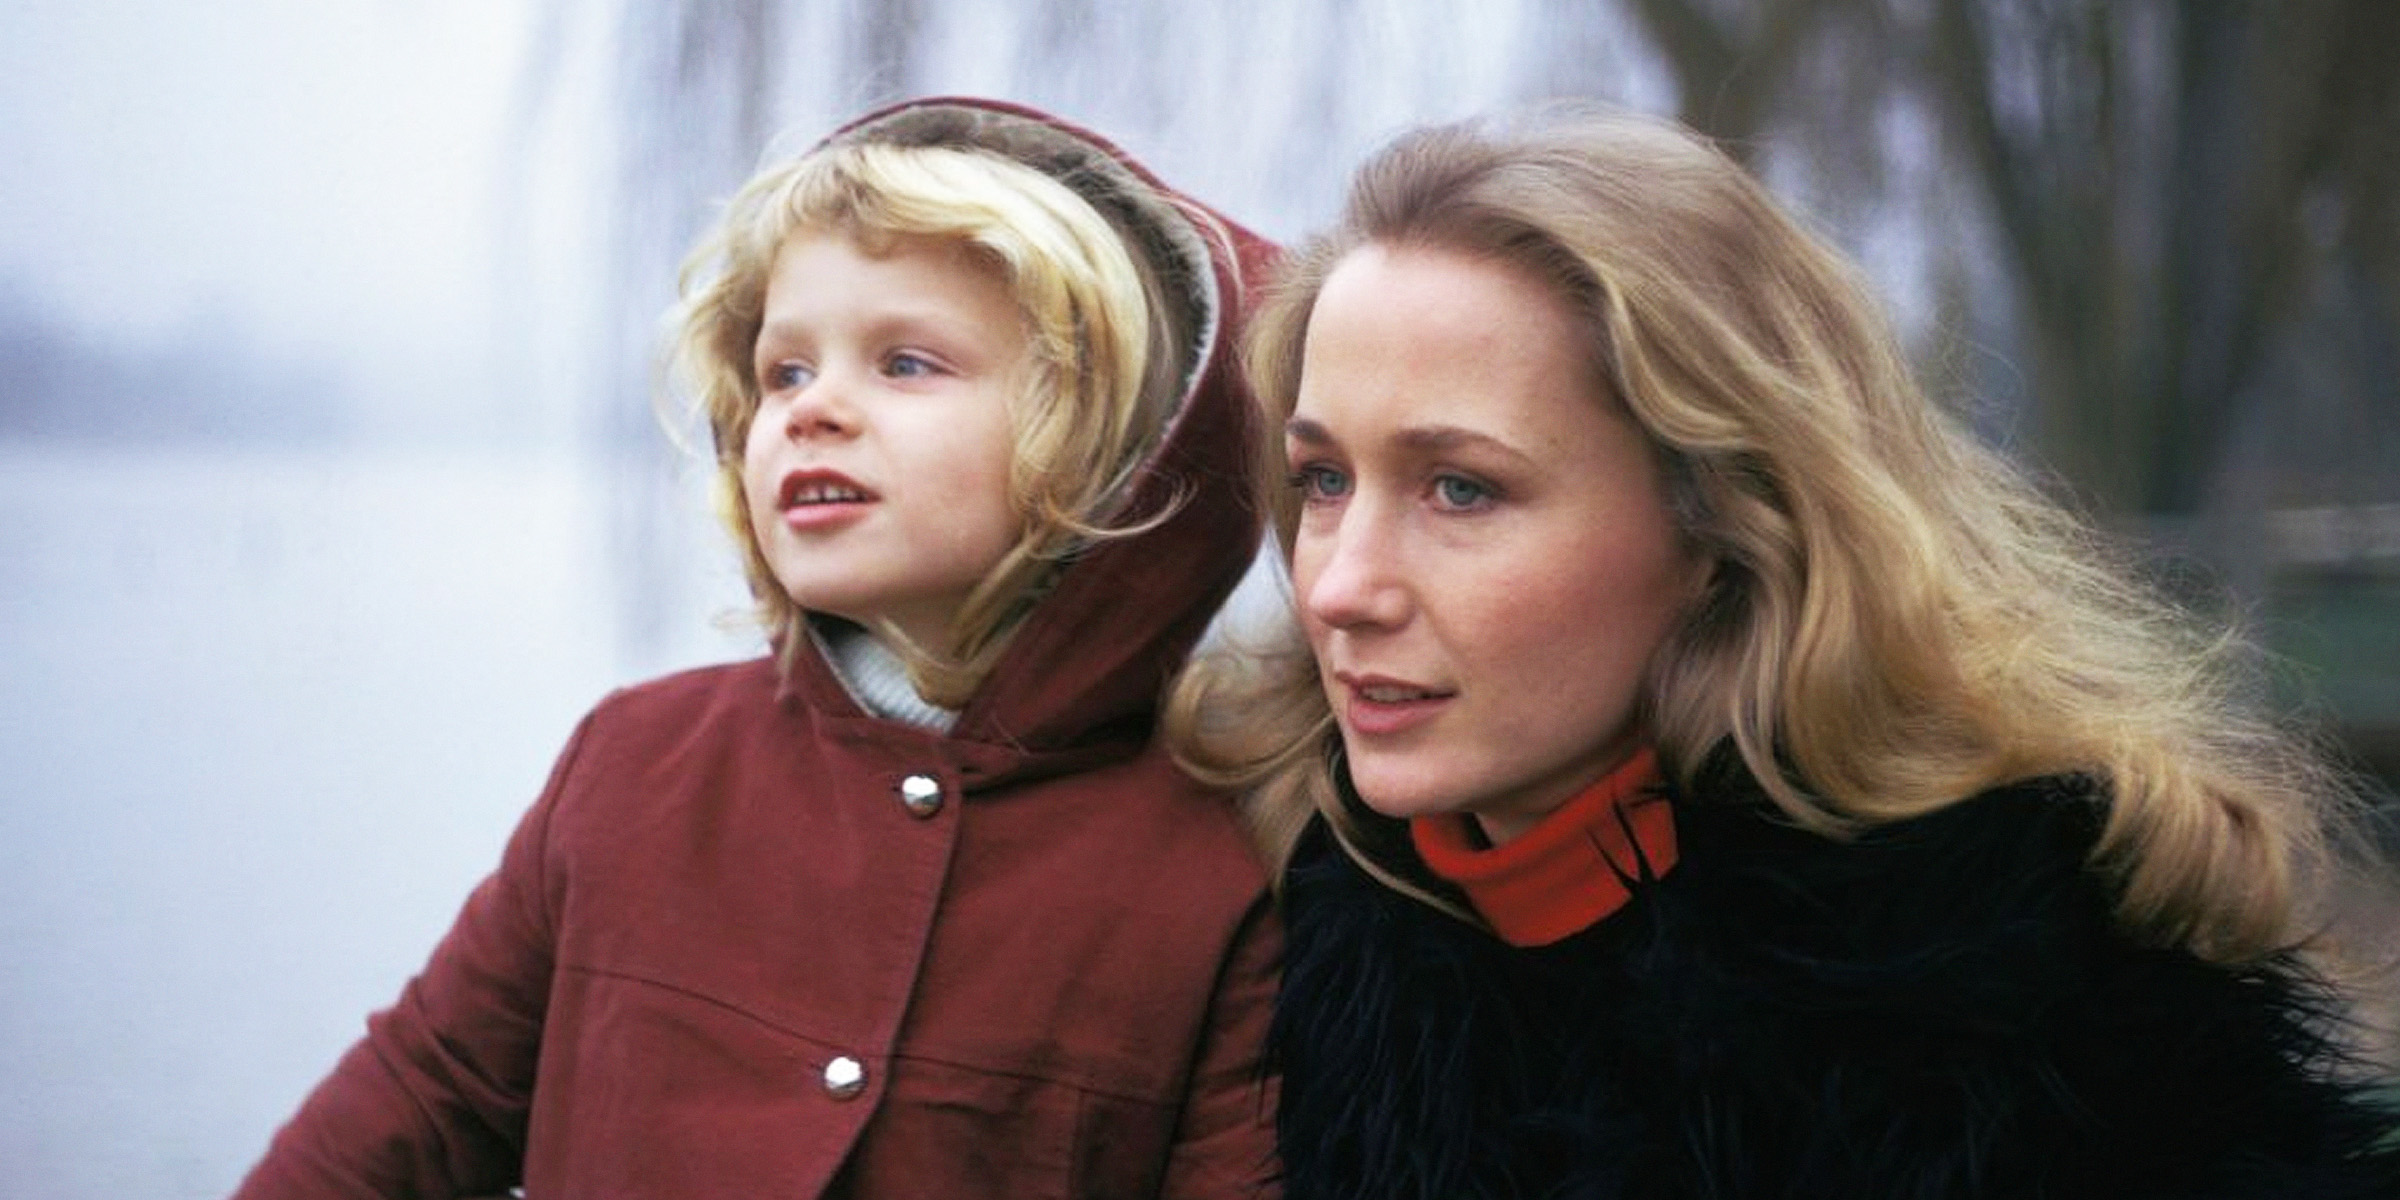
[1409,748,1677,947]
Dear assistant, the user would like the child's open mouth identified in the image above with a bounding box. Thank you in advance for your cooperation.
[779,470,877,510]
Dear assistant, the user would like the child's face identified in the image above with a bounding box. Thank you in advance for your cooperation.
[743,228,1029,652]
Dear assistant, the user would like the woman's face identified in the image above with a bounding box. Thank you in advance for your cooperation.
[1286,244,1707,845]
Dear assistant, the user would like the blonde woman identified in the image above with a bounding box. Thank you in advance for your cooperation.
[1173,104,2400,1198]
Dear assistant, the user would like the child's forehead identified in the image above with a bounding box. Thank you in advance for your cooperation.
[781,218,903,257]
[768,222,1007,286]
[753,226,1026,343]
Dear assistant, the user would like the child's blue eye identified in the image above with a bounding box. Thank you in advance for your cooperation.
[885,352,937,378]
[762,362,814,390]
[1432,474,1493,510]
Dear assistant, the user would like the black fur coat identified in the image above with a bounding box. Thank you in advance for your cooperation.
[1271,772,2400,1199]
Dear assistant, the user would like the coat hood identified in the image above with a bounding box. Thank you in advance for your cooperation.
[780,97,1277,775]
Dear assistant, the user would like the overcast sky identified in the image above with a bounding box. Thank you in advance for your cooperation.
[0,1,564,432]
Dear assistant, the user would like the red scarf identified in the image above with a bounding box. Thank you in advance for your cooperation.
[1409,748,1677,947]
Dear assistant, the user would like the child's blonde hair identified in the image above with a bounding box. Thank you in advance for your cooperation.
[673,129,1210,705]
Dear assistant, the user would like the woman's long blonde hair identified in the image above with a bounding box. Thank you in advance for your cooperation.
[1169,104,2374,965]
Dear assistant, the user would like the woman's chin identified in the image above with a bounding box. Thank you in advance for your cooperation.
[1350,779,1467,825]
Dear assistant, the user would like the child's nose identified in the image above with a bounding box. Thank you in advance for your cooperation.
[782,373,861,440]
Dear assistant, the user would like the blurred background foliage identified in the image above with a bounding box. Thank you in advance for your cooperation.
[565,0,2399,788]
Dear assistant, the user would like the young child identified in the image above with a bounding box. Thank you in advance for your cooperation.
[233,97,1282,1198]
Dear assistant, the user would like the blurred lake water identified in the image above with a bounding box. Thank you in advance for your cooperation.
[0,441,745,1196]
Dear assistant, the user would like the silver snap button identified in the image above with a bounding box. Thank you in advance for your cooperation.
[897,773,943,818]
[822,1054,867,1099]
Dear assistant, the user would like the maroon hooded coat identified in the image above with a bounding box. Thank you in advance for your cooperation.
[233,99,1281,1199]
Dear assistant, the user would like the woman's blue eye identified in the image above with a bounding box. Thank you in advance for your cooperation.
[1433,474,1492,509]
[1292,464,1350,500]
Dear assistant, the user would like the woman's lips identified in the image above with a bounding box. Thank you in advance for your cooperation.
[1336,672,1453,736]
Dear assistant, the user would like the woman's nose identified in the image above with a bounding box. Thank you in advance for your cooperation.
[1299,512,1409,631]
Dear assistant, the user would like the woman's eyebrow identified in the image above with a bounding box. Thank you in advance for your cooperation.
[1285,416,1335,446]
[1288,417,1518,452]
[1286,416,1535,468]
[1392,425,1525,461]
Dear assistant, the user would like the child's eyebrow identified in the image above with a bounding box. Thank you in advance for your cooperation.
[755,308,966,346]
[752,319,809,353]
